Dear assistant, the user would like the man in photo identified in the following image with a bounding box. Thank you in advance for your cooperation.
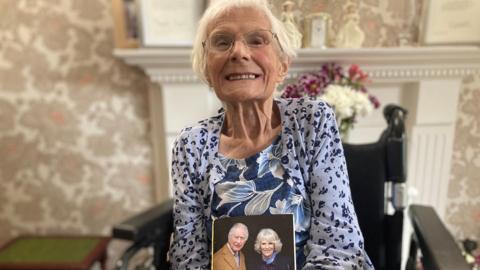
[213,222,249,270]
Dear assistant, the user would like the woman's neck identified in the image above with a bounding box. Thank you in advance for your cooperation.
[262,252,277,263]
[219,98,281,159]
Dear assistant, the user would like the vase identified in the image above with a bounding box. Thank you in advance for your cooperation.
[340,128,350,143]
[338,118,353,143]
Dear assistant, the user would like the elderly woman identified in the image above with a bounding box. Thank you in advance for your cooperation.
[169,0,373,269]
[252,228,291,270]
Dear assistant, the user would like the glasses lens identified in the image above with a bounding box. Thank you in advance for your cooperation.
[205,30,274,52]
[245,30,271,48]
[209,33,234,51]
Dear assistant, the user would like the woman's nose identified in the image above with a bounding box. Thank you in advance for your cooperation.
[229,39,251,61]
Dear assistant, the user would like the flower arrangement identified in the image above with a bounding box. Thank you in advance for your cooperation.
[281,62,380,139]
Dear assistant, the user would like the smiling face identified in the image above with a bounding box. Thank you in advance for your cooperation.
[204,7,288,104]
[260,240,275,258]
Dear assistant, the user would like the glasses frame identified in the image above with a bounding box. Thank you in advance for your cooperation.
[202,29,284,53]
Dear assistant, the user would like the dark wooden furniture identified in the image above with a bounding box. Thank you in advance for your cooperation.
[0,235,110,270]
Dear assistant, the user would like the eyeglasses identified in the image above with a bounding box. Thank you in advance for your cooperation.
[202,29,283,53]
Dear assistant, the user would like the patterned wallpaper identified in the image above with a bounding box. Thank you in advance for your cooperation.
[0,0,154,247]
[0,0,478,256]
[447,73,480,240]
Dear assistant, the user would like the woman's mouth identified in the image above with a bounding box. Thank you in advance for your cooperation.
[225,73,260,81]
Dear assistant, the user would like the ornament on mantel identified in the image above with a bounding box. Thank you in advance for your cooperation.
[335,1,365,48]
[303,12,333,49]
[281,0,303,49]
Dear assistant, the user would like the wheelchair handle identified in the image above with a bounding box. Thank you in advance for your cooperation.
[383,104,407,139]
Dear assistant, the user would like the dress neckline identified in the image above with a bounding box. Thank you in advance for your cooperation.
[216,99,285,160]
[217,134,282,162]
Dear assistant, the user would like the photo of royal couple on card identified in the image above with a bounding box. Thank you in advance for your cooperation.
[212,215,296,270]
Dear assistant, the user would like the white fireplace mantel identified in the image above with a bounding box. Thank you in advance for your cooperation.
[115,46,480,83]
[114,46,480,217]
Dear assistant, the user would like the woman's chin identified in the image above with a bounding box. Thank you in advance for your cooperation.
[213,81,275,102]
[215,88,274,104]
[262,253,274,259]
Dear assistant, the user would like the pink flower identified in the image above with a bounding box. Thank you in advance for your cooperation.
[279,62,380,134]
[281,84,303,98]
[348,64,360,78]
[369,95,381,109]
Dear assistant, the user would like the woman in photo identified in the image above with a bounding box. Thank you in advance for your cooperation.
[252,228,291,270]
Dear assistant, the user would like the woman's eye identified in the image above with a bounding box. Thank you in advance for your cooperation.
[215,40,228,46]
[246,32,270,47]
[248,36,265,46]
[212,36,232,49]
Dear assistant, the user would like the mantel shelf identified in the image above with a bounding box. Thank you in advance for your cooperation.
[114,46,480,83]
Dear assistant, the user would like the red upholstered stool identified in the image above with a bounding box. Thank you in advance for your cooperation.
[0,235,110,270]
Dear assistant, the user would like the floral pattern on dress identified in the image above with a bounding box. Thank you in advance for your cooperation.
[169,98,374,270]
[212,136,310,238]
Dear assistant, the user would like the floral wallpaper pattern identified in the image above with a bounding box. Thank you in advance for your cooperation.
[446,73,480,241]
[0,0,478,260]
[0,0,154,248]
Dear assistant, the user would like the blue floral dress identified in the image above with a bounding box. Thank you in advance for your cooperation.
[211,135,310,266]
[169,98,373,270]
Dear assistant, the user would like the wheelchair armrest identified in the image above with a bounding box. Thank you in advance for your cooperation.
[112,199,174,242]
[409,204,470,270]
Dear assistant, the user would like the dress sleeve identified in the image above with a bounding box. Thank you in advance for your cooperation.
[303,106,373,269]
[169,134,210,270]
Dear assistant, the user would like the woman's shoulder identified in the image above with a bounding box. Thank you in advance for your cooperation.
[275,253,291,263]
[274,254,292,270]
[175,112,223,146]
[276,98,335,130]
[276,97,334,116]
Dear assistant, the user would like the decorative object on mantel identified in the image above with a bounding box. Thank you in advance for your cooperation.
[137,0,204,47]
[303,12,333,49]
[420,0,480,45]
[280,63,380,140]
[280,0,303,49]
[111,0,140,48]
[397,0,419,47]
[334,1,365,48]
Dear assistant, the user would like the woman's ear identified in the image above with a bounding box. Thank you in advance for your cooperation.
[277,57,291,82]
[205,68,212,87]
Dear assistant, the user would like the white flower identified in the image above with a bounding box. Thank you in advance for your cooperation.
[321,85,354,119]
[320,84,373,121]
[352,90,373,117]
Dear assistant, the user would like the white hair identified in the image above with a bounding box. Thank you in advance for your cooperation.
[228,223,249,241]
[191,0,297,84]
[254,228,283,253]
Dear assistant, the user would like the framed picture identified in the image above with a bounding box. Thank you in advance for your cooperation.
[138,0,205,47]
[111,0,140,48]
[420,0,480,45]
